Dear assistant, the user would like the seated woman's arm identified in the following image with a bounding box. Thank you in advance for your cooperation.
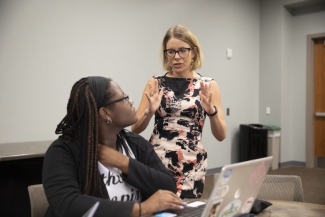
[98,132,177,200]
[42,138,137,217]
[124,133,177,199]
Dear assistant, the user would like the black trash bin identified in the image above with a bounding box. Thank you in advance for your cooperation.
[239,124,268,162]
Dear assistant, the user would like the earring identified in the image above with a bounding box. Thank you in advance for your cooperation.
[107,118,112,124]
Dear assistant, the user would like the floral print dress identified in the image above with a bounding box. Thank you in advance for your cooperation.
[149,73,213,198]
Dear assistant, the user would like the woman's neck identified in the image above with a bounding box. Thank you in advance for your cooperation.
[98,119,123,149]
[98,132,118,149]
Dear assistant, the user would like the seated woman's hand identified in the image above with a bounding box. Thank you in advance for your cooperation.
[97,144,118,166]
[141,190,186,215]
[97,144,129,174]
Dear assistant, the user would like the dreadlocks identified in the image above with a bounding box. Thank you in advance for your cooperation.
[55,77,109,198]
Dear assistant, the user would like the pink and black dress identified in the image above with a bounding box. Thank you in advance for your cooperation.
[149,73,213,198]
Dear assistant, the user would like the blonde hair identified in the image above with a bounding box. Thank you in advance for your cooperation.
[161,25,203,71]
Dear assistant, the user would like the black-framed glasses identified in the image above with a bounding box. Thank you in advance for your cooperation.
[164,48,191,59]
[104,94,129,106]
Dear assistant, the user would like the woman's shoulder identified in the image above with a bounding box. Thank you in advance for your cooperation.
[152,74,167,79]
[197,73,214,82]
[45,135,80,163]
[46,136,75,154]
[50,135,71,146]
[145,75,164,84]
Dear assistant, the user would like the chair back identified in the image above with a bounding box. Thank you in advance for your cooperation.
[213,173,219,184]
[257,175,304,202]
[28,184,49,217]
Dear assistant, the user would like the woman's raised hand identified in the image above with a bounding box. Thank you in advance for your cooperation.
[199,81,215,115]
[141,190,186,215]
[144,79,164,115]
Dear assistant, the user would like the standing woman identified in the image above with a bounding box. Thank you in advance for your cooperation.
[131,25,227,199]
[42,76,185,217]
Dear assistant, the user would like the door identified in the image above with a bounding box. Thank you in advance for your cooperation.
[314,38,325,157]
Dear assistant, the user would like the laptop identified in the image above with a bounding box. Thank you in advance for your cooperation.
[152,156,273,217]
[82,201,100,217]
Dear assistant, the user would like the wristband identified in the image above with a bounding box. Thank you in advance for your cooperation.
[206,106,218,117]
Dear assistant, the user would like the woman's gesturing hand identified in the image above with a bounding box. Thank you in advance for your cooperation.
[199,81,215,115]
[144,79,164,115]
[141,190,186,215]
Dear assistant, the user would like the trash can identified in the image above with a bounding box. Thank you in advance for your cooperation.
[239,124,268,162]
[266,125,281,170]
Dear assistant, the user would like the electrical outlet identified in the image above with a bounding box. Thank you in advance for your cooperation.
[226,49,232,59]
[266,107,271,114]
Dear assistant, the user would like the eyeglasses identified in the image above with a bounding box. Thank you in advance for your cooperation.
[164,48,191,59]
[104,94,129,106]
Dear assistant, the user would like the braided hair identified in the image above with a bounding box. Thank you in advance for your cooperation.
[55,77,124,198]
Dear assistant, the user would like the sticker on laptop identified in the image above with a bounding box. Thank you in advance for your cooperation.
[207,199,222,217]
[241,197,254,213]
[234,188,241,199]
[221,168,232,185]
[214,185,229,199]
[218,199,241,217]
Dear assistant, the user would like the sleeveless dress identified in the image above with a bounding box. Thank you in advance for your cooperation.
[149,73,213,198]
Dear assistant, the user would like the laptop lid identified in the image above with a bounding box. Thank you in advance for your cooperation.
[201,156,273,217]
[151,156,273,217]
[82,201,100,217]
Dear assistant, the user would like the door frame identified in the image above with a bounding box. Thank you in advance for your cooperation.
[306,32,325,167]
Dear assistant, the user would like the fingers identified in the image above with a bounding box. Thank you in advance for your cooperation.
[165,198,186,210]
[158,87,164,98]
[160,190,186,209]
[200,81,208,92]
[199,90,210,102]
[145,190,187,214]
[199,91,213,114]
[199,81,212,103]
[200,82,211,97]
[154,79,159,94]
[148,82,153,96]
[208,92,212,103]
[145,91,158,102]
[147,80,163,99]
[148,79,159,97]
[144,92,151,101]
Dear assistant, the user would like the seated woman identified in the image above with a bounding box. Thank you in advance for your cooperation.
[42,76,185,217]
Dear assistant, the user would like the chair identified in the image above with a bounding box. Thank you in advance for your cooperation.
[213,173,220,184]
[213,174,304,202]
[257,175,304,202]
[27,184,49,217]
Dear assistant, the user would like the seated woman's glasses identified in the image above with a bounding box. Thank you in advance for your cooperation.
[104,94,129,106]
